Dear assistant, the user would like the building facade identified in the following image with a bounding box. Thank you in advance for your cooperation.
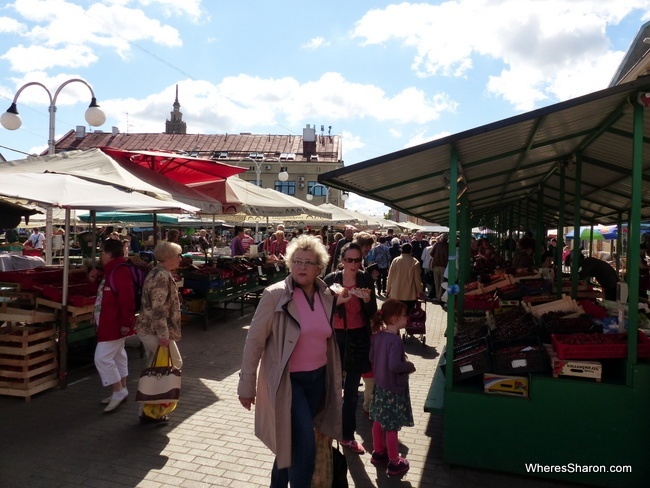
[52,91,346,207]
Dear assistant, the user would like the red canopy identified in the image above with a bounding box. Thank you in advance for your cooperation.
[101,147,246,185]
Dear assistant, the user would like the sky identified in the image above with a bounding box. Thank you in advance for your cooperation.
[0,0,648,218]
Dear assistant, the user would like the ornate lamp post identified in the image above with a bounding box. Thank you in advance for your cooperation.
[1,78,106,263]
[306,183,349,205]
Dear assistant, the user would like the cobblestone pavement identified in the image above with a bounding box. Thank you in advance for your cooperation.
[0,299,586,488]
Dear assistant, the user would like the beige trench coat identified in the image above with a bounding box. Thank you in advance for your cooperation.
[237,275,342,469]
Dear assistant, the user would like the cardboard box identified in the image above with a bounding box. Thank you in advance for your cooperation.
[551,358,602,382]
[483,373,529,397]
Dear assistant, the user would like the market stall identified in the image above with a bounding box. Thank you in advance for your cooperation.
[320,78,650,487]
[0,172,199,395]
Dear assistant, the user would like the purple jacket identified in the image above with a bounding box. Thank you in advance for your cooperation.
[369,330,415,394]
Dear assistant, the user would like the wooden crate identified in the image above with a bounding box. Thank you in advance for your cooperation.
[0,303,57,324]
[36,298,94,324]
[0,325,56,356]
[0,324,58,400]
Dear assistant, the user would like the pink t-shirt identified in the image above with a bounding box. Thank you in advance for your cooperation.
[289,289,332,373]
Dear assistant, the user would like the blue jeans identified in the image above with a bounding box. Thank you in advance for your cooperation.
[270,366,326,488]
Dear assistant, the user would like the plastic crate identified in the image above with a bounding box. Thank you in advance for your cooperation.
[491,335,548,374]
[552,331,650,359]
[464,293,498,310]
[453,337,492,382]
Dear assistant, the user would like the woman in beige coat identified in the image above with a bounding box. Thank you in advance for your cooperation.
[238,235,342,488]
[386,242,424,312]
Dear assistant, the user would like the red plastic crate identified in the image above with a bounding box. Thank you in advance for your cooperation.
[464,293,498,310]
[552,331,650,359]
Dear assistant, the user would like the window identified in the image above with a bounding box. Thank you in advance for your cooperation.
[308,182,327,196]
[246,179,262,187]
[275,180,296,195]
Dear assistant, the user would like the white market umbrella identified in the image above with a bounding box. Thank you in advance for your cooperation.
[190,177,332,218]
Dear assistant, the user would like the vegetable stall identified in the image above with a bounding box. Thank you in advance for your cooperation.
[320,78,650,488]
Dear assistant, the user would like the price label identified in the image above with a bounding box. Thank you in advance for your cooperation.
[511,359,528,369]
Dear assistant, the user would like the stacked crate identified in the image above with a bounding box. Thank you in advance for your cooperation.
[0,315,58,401]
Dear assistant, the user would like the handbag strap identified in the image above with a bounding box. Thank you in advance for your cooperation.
[150,345,174,368]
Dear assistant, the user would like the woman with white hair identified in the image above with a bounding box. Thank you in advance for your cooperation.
[238,235,342,487]
[135,241,183,422]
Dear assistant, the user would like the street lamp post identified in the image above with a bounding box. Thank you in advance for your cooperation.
[1,78,106,264]
[306,183,349,206]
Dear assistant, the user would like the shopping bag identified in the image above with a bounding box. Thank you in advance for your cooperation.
[136,346,181,404]
[312,431,348,488]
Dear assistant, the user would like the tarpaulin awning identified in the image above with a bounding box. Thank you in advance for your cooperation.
[101,147,246,185]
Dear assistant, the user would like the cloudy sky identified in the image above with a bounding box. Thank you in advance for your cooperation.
[0,0,648,216]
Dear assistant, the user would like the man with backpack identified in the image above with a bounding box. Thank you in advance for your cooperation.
[91,238,137,413]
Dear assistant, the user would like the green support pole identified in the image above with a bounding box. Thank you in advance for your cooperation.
[571,153,582,297]
[458,192,470,319]
[536,184,544,266]
[556,162,566,298]
[445,148,459,390]
[615,212,622,275]
[625,101,643,382]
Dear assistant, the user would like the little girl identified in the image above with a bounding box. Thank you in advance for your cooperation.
[368,299,416,477]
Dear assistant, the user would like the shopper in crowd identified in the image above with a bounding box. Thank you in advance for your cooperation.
[270,230,288,257]
[324,242,377,455]
[512,237,536,272]
[410,231,427,266]
[386,242,424,312]
[421,237,435,299]
[230,226,245,256]
[331,226,355,273]
[328,231,343,271]
[167,229,180,243]
[389,237,402,263]
[135,240,183,423]
[368,298,415,477]
[369,236,391,295]
[430,233,449,303]
[91,238,136,413]
[198,229,210,254]
[238,235,342,487]
[241,229,256,253]
[24,227,45,250]
[578,256,619,301]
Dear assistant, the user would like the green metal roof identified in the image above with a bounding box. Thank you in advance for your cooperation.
[320,78,650,228]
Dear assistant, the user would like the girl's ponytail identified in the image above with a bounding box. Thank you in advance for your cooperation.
[374,298,407,333]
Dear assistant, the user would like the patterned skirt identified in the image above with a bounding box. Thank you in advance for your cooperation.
[369,384,414,431]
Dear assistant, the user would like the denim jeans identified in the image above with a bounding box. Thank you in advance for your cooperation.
[270,366,326,488]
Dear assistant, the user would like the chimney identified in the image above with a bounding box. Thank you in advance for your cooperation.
[111,126,120,136]
[302,124,316,160]
[75,126,86,139]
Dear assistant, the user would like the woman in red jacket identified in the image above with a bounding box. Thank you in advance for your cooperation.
[92,238,136,413]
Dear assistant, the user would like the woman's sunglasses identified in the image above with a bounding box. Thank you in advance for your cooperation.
[343,257,362,263]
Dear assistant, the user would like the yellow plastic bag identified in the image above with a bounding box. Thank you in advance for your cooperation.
[142,346,178,419]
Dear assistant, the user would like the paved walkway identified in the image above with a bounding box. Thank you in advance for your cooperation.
[0,299,585,488]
